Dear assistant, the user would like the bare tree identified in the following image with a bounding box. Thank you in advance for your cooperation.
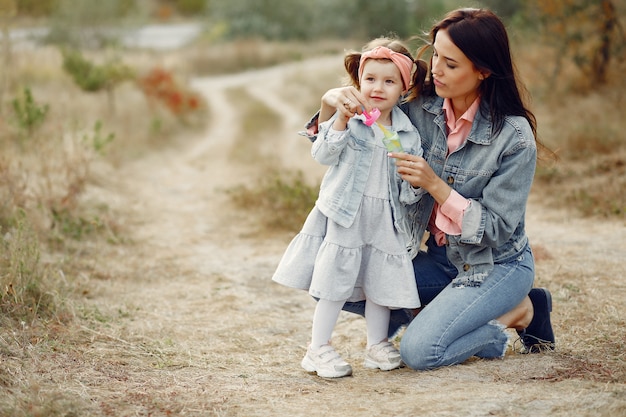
[531,0,625,86]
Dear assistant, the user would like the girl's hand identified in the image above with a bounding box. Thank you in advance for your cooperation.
[320,87,371,124]
[389,153,452,204]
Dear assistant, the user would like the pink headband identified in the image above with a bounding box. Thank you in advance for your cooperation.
[358,46,414,93]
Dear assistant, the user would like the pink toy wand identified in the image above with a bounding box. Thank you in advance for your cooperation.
[363,107,381,127]
[362,107,404,153]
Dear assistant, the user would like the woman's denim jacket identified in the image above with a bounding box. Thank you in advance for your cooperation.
[312,106,425,258]
[401,95,537,286]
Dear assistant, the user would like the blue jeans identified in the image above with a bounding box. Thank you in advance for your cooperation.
[342,235,534,369]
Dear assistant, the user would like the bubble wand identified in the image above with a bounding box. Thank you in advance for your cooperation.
[362,107,404,153]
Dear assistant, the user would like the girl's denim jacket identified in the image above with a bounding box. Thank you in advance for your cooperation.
[401,95,537,286]
[312,106,425,258]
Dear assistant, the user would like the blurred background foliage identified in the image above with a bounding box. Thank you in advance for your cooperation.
[6,0,623,86]
[6,0,621,43]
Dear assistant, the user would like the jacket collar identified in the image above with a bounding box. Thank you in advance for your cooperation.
[422,95,494,145]
[390,105,417,133]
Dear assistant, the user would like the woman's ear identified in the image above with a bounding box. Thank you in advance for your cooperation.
[479,72,491,80]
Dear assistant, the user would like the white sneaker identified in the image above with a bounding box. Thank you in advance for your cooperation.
[301,344,353,378]
[364,341,402,371]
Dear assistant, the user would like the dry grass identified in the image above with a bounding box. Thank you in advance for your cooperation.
[518,42,626,219]
[0,43,207,339]
[531,83,626,217]
[184,38,352,77]
[223,86,318,233]
[0,37,625,416]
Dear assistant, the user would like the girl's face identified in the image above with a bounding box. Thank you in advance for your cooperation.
[431,28,485,116]
[359,59,404,115]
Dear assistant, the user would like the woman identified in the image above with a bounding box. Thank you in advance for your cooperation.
[308,8,555,370]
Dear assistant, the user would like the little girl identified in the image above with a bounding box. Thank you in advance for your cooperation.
[272,37,424,378]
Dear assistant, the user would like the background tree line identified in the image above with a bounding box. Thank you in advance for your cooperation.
[5,0,624,88]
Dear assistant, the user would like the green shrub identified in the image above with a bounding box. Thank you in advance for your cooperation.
[61,48,135,113]
[66,49,135,89]
[83,120,115,155]
[15,0,58,17]
[11,87,49,138]
[228,170,318,233]
[172,0,206,16]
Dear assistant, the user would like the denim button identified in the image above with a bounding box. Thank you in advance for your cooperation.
[447,176,454,184]
[463,264,470,271]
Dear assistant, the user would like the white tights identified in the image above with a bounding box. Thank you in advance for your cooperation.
[310,298,390,350]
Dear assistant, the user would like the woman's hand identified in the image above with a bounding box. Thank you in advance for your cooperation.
[320,87,371,124]
[390,153,452,205]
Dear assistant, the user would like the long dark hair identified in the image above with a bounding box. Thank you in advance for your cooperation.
[414,8,537,138]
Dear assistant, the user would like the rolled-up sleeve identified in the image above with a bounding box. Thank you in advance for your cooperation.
[435,190,470,236]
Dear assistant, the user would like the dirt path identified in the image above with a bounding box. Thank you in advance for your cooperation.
[80,57,625,416]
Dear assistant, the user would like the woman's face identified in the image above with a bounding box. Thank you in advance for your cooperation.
[431,28,485,116]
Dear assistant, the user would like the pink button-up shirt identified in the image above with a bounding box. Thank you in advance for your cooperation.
[429,97,480,246]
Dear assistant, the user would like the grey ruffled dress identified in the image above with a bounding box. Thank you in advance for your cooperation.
[272,129,420,310]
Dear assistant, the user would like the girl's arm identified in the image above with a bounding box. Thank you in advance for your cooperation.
[311,117,351,166]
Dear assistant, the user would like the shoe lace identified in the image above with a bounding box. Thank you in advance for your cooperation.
[513,332,555,354]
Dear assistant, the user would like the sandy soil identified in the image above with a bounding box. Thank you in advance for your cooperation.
[65,57,626,416]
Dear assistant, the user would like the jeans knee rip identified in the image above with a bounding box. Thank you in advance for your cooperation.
[488,319,510,357]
